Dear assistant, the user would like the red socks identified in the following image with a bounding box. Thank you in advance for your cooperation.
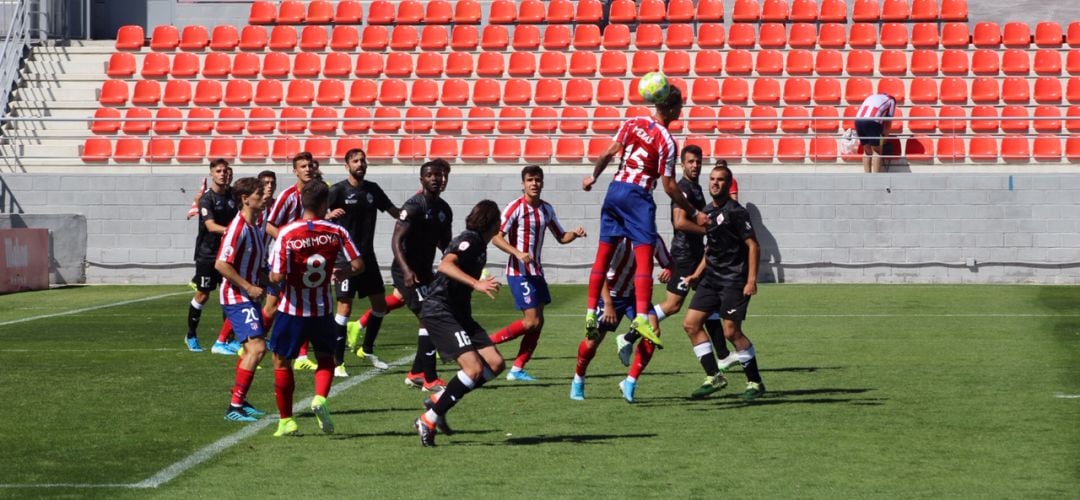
[314,355,334,397]
[513,330,541,368]
[298,343,308,358]
[628,340,656,379]
[575,339,598,377]
[632,243,655,315]
[231,367,256,406]
[217,319,233,343]
[274,368,294,418]
[587,241,616,310]
[357,294,405,328]
[489,319,527,344]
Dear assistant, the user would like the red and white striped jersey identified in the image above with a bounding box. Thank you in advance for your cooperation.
[270,219,361,317]
[267,185,302,229]
[856,93,897,124]
[611,116,678,192]
[217,215,266,305]
[500,196,566,277]
[606,236,673,298]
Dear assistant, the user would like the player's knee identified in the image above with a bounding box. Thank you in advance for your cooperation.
[486,357,506,375]
[682,319,697,334]
[335,301,352,317]
[245,340,267,357]
[194,291,209,304]
[522,316,543,332]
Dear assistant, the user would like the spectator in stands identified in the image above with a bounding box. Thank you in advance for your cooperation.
[854,93,897,174]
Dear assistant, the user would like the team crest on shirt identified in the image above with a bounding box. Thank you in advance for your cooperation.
[227,200,235,208]
[524,296,532,304]
[458,241,470,251]
[438,211,447,223]
[715,213,726,225]
[249,322,258,330]
[200,208,208,216]
[399,211,408,221]
[222,246,233,258]
[366,193,374,204]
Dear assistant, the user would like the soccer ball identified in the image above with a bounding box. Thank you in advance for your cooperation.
[638,72,671,104]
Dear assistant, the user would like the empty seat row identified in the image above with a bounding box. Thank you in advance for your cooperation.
[118,21,1080,57]
[733,0,968,23]
[247,0,723,27]
[81,134,1080,164]
[106,49,1080,83]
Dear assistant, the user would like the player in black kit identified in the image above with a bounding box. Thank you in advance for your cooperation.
[681,163,766,400]
[392,159,454,392]
[413,200,504,447]
[327,148,400,374]
[185,158,238,353]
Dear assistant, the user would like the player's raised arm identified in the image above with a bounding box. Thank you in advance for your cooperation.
[583,141,622,191]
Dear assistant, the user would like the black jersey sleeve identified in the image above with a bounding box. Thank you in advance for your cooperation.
[372,183,394,213]
[733,207,756,241]
[327,182,345,210]
[397,198,422,231]
[198,192,216,223]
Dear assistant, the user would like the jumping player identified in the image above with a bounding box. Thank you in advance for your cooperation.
[267,181,363,437]
[488,165,586,381]
[266,153,322,371]
[414,200,504,447]
[681,164,765,400]
[571,236,671,403]
[215,177,271,422]
[581,87,708,348]
[327,148,399,372]
[392,159,453,392]
[186,159,237,353]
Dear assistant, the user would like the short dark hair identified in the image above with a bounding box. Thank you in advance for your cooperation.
[713,162,733,181]
[257,170,276,181]
[344,148,365,163]
[465,200,501,233]
[715,159,728,169]
[420,158,450,175]
[292,152,314,167]
[521,165,544,181]
[300,180,329,211]
[209,158,229,170]
[681,145,703,162]
[232,177,262,202]
[657,86,683,112]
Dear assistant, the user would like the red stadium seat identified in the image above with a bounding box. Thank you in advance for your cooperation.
[340,107,371,134]
[144,138,173,163]
[192,80,221,106]
[715,105,745,133]
[261,52,289,78]
[305,0,334,23]
[910,23,938,49]
[543,24,571,50]
[115,25,144,50]
[909,77,938,104]
[1033,105,1062,133]
[818,23,845,48]
[201,52,230,78]
[476,52,504,77]
[665,0,694,22]
[547,0,575,23]
[81,138,111,162]
[714,136,742,159]
[756,49,783,75]
[180,25,209,51]
[276,1,305,23]
[819,0,847,22]
[420,26,449,50]
[268,26,297,51]
[367,0,394,24]
[402,107,434,134]
[777,137,806,162]
[209,25,238,51]
[939,76,967,104]
[1003,22,1030,48]
[967,135,997,162]
[131,79,160,105]
[493,138,522,162]
[524,137,554,163]
[973,22,1001,48]
[745,137,775,162]
[576,0,603,23]
[435,108,464,133]
[482,25,510,50]
[609,0,637,23]
[504,53,532,77]
[1035,49,1062,75]
[781,105,810,132]
[691,77,721,104]
[371,107,401,134]
[300,26,328,51]
[91,107,121,134]
[845,77,873,104]
[911,49,939,76]
[1000,135,1030,161]
[237,138,269,162]
[905,136,933,161]
[1002,76,1030,104]
[395,137,426,162]
[940,0,967,20]
[733,0,761,22]
[570,52,597,77]
[437,79,467,105]
[877,76,906,103]
[880,23,908,48]
[910,0,938,21]
[848,23,877,49]
[529,106,559,134]
[106,52,135,78]
[354,53,383,77]
[461,138,490,162]
[941,49,969,75]
[333,137,364,162]
[540,52,568,76]
[728,23,755,48]
[361,26,388,51]
[410,79,439,105]
[632,51,660,76]
[697,23,725,49]
[466,107,495,134]
[598,51,627,77]
[603,24,631,50]
[816,50,843,75]
[112,138,142,162]
[784,49,812,75]
[879,49,908,76]
[687,106,716,133]
[254,79,283,105]
[150,25,179,51]
[972,49,999,75]
[1032,135,1061,161]
[224,80,253,106]
[243,107,273,134]
[761,0,789,22]
[184,107,214,135]
[450,26,478,50]
[534,78,563,105]
[390,26,419,51]
[941,22,968,48]
[1035,21,1063,47]
[809,137,838,161]
[139,52,168,78]
[937,105,966,133]
[488,0,516,23]
[1000,105,1029,133]
[285,80,314,106]
[565,78,594,104]
[1003,49,1030,75]
[697,0,724,21]
[1034,76,1062,103]
[664,49,693,75]
[293,52,321,78]
[416,53,444,78]
[846,50,874,75]
[788,23,816,49]
[881,0,910,20]
[573,25,601,50]
[121,107,151,135]
[721,77,749,104]
[970,105,998,132]
[813,77,842,104]
[935,136,965,162]
[239,26,267,50]
[555,137,585,162]
[1067,136,1080,161]
[1070,22,1080,47]
[559,106,589,133]
[752,78,781,104]
[173,138,204,162]
[322,52,351,77]
[385,52,413,77]
[272,138,303,162]
[396,0,424,24]
[852,0,880,22]
[592,106,621,132]
[307,107,337,134]
[635,24,662,49]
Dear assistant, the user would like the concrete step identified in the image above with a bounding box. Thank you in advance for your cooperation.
[6,107,95,118]
[4,119,91,130]
[21,60,107,74]
[17,80,106,91]
[12,87,98,101]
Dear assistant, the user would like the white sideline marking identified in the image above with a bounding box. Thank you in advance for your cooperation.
[0,355,413,490]
[0,348,175,353]
[473,313,1080,318]
[1053,393,1080,399]
[0,292,189,327]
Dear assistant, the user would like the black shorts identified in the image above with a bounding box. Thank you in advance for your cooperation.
[336,259,385,301]
[191,259,222,293]
[420,302,493,361]
[665,257,701,297]
[688,281,751,321]
[391,267,433,316]
[854,119,885,147]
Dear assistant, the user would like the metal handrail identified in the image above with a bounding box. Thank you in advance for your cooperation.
[0,0,37,126]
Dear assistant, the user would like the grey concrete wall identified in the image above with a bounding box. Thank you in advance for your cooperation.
[0,172,1077,285]
[0,213,87,284]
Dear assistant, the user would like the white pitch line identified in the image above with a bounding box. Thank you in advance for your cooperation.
[472,313,1080,318]
[0,291,190,327]
[0,354,413,490]
[1053,393,1080,399]
[0,348,175,353]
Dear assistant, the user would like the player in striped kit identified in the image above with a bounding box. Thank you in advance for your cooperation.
[488,166,586,381]
[570,236,672,403]
[214,177,272,422]
[854,93,897,173]
[267,181,363,437]
[265,153,323,371]
[581,87,708,348]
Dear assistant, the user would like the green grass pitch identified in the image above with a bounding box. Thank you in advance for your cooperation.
[0,284,1077,498]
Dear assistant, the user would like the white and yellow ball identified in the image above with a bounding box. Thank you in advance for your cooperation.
[638,72,672,104]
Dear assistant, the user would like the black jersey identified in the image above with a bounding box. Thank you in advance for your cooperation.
[701,198,756,286]
[391,193,453,282]
[194,187,237,262]
[669,177,707,263]
[425,230,486,313]
[328,179,393,261]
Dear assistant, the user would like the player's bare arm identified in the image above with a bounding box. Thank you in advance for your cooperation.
[384,204,401,220]
[599,281,616,326]
[744,236,760,297]
[390,219,418,286]
[492,232,532,265]
[685,252,708,288]
[265,223,279,239]
[437,253,500,300]
[215,260,264,302]
[672,205,706,235]
[332,257,364,283]
[268,271,284,285]
[204,217,229,235]
[662,177,709,227]
[583,141,621,191]
[558,227,587,244]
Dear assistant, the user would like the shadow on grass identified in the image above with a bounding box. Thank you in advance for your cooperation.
[459,432,658,446]
[635,388,882,409]
[328,407,419,417]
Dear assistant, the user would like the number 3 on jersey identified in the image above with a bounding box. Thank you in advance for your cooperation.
[303,254,327,287]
